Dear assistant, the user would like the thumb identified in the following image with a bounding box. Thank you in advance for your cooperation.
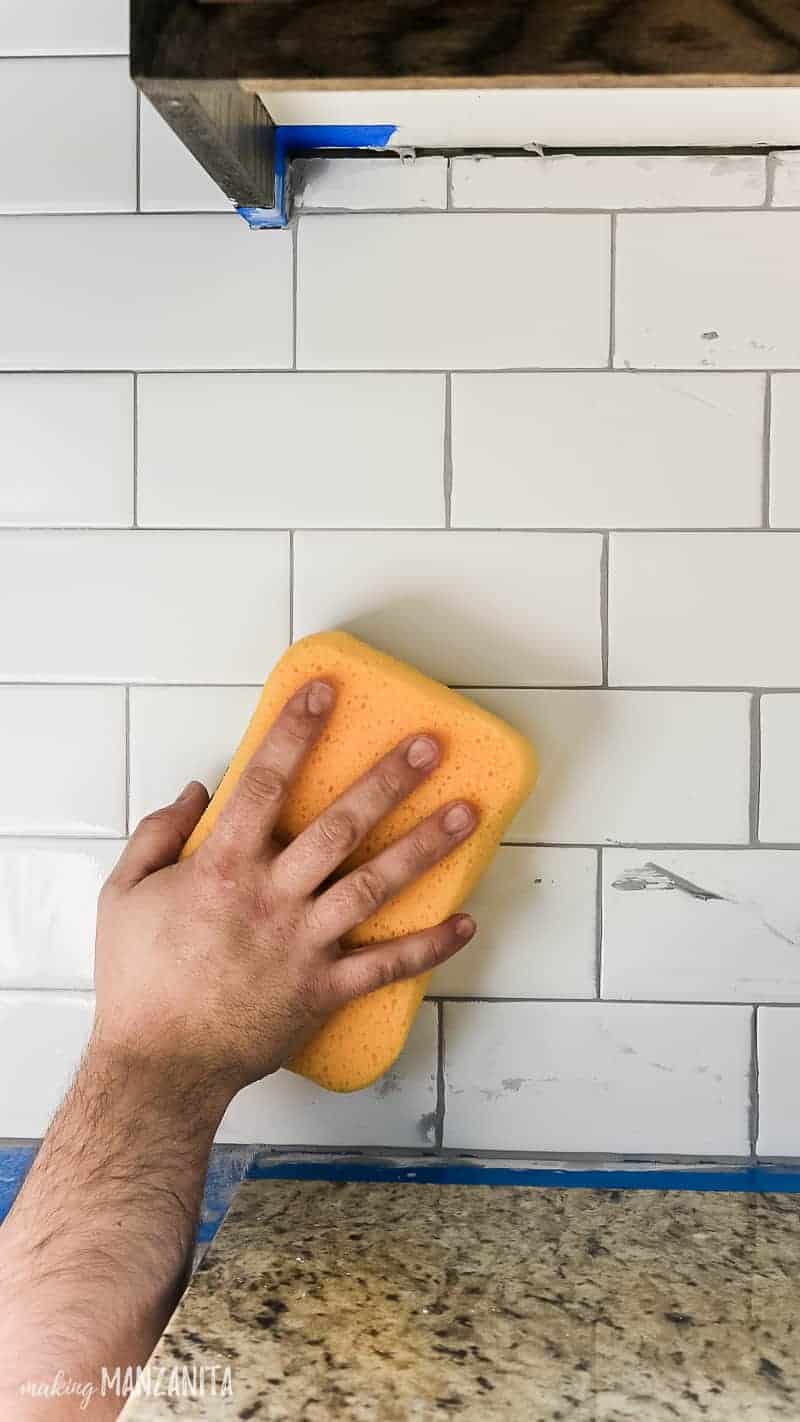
[111,781,210,888]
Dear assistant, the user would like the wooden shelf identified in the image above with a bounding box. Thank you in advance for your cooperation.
[131,0,800,212]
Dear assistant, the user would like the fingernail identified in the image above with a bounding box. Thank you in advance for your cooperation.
[406,736,439,769]
[177,781,201,802]
[443,802,475,834]
[307,681,334,716]
[455,914,475,940]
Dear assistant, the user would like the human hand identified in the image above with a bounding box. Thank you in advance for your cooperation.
[92,680,478,1107]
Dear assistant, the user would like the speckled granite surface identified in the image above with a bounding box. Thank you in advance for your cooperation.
[122,1181,800,1421]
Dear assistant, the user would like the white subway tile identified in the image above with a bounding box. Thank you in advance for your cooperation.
[217,1003,437,1146]
[769,375,800,527]
[0,59,135,212]
[0,0,128,55]
[757,1007,800,1155]
[771,152,800,207]
[610,534,800,687]
[760,696,800,843]
[137,374,445,528]
[473,689,750,845]
[0,375,133,526]
[129,686,260,827]
[0,993,93,1136]
[0,532,289,683]
[139,99,233,213]
[452,373,764,529]
[297,214,609,370]
[293,531,601,686]
[0,216,292,371]
[603,849,800,1003]
[294,156,447,211]
[444,1000,751,1154]
[0,687,125,835]
[451,154,766,210]
[431,846,596,999]
[0,839,120,989]
[615,213,800,370]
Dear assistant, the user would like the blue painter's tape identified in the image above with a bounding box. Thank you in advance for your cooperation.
[274,124,397,154]
[0,1144,36,1222]
[237,122,397,229]
[6,1146,800,1246]
[237,206,287,230]
[247,1159,800,1193]
[0,1145,253,1244]
[197,1146,256,1243]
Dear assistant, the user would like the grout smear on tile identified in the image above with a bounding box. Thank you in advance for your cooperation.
[612,860,800,948]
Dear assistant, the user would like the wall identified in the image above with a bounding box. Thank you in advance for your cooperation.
[2,1,800,1168]
[262,85,800,148]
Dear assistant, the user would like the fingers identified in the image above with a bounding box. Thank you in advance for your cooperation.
[211,679,334,863]
[110,781,210,889]
[271,733,441,899]
[306,800,478,946]
[328,914,476,1006]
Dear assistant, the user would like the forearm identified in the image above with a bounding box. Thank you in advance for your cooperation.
[0,686,479,1417]
[0,1031,232,1418]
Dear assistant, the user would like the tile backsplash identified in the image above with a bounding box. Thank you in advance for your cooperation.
[1,29,800,1162]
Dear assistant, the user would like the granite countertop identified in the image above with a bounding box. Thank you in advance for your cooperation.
[122,1180,800,1421]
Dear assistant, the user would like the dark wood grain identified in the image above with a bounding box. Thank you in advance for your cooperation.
[140,79,275,206]
[132,0,800,82]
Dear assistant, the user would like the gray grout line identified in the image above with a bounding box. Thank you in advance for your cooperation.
[518,840,800,850]
[749,1007,761,1157]
[123,685,130,836]
[291,220,298,369]
[446,156,453,210]
[0,52,130,59]
[288,530,295,642]
[5,833,800,850]
[296,205,445,217]
[0,367,795,377]
[4,527,800,536]
[763,373,772,527]
[447,683,785,692]
[5,982,797,1009]
[429,996,783,1008]
[135,90,141,214]
[750,692,763,843]
[0,1135,770,1165]
[230,201,789,218]
[607,212,616,369]
[175,1147,800,1166]
[12,201,800,220]
[298,145,780,157]
[0,682,263,691]
[600,534,610,686]
[131,373,138,527]
[766,153,777,207]
[434,1002,446,1150]
[0,681,797,694]
[443,374,453,527]
[594,848,603,998]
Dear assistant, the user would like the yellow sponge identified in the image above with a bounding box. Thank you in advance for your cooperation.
[181,631,536,1091]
